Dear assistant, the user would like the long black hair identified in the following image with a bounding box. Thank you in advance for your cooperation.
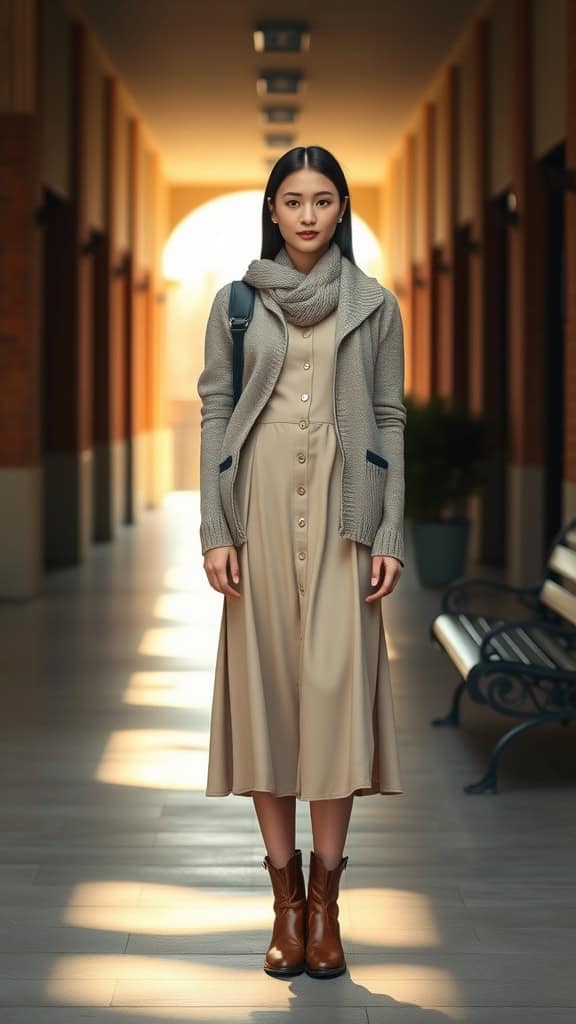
[261,146,356,264]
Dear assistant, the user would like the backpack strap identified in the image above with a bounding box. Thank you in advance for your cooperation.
[228,281,255,409]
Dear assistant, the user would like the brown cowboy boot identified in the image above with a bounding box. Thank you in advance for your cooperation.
[262,848,307,977]
[305,848,348,978]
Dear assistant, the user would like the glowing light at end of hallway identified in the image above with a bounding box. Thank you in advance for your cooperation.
[163,190,384,288]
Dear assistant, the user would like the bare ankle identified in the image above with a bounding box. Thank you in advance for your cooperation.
[313,849,343,870]
[267,849,296,869]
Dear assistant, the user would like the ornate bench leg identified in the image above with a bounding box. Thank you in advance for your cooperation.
[463,714,568,795]
[431,679,466,727]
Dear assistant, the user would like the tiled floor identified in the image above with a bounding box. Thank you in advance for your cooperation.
[0,492,575,1022]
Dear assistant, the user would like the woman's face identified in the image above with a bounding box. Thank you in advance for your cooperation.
[267,167,347,258]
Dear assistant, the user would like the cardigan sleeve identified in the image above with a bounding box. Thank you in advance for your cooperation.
[370,292,407,564]
[197,282,236,554]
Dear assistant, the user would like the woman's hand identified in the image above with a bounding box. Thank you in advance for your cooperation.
[365,555,403,602]
[203,546,241,598]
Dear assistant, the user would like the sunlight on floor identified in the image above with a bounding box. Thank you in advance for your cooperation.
[138,625,219,659]
[122,671,214,710]
[95,729,207,789]
[152,592,213,623]
[61,887,302,933]
[56,881,446,948]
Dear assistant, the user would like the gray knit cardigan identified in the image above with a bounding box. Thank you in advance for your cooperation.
[197,253,407,564]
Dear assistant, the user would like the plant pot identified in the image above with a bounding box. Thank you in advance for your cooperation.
[411,517,470,586]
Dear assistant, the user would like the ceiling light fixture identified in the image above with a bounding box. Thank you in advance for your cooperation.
[262,107,299,124]
[253,21,310,52]
[264,133,295,148]
[256,71,303,96]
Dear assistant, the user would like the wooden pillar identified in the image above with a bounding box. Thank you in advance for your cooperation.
[0,0,42,598]
[127,116,150,522]
[468,18,497,565]
[149,153,170,504]
[92,75,129,540]
[43,21,96,567]
[404,133,416,396]
[507,0,547,583]
[435,66,461,403]
[411,102,434,400]
[468,19,489,420]
[565,0,576,523]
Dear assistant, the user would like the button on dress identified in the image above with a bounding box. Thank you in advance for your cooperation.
[205,307,403,800]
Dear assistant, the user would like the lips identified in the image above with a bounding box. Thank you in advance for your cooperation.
[297,231,318,238]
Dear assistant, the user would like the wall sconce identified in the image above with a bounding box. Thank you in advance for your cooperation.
[113,253,130,277]
[433,249,451,273]
[35,187,64,225]
[80,229,101,256]
[257,71,303,95]
[253,21,310,52]
[505,189,518,225]
[465,237,481,252]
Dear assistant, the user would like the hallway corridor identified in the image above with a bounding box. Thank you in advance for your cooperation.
[0,497,574,1020]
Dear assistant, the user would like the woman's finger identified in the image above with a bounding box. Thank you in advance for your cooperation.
[365,557,401,602]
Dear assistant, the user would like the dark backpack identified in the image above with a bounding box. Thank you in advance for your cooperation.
[228,281,255,409]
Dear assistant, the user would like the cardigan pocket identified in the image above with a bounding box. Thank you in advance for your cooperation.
[366,448,388,470]
[362,448,388,538]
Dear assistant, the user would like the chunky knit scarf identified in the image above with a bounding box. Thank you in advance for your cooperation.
[242,240,342,326]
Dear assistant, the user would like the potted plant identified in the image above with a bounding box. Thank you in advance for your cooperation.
[404,394,493,586]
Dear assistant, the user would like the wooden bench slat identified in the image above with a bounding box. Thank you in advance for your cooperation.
[512,626,559,669]
[497,628,536,665]
[548,544,576,586]
[433,612,576,677]
[432,614,483,679]
[564,527,576,550]
[529,627,576,671]
[540,579,576,627]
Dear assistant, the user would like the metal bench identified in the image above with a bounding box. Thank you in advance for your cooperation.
[429,517,576,794]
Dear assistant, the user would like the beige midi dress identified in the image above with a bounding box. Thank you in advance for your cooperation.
[205,307,403,800]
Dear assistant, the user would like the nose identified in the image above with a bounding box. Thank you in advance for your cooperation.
[300,204,317,225]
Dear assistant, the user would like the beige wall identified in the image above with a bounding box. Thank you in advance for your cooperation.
[457,33,476,226]
[85,34,105,231]
[489,0,514,195]
[433,77,449,247]
[40,0,166,269]
[532,0,566,158]
[42,0,71,197]
[384,0,568,245]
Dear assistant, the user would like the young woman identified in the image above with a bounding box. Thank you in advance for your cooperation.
[197,145,406,980]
